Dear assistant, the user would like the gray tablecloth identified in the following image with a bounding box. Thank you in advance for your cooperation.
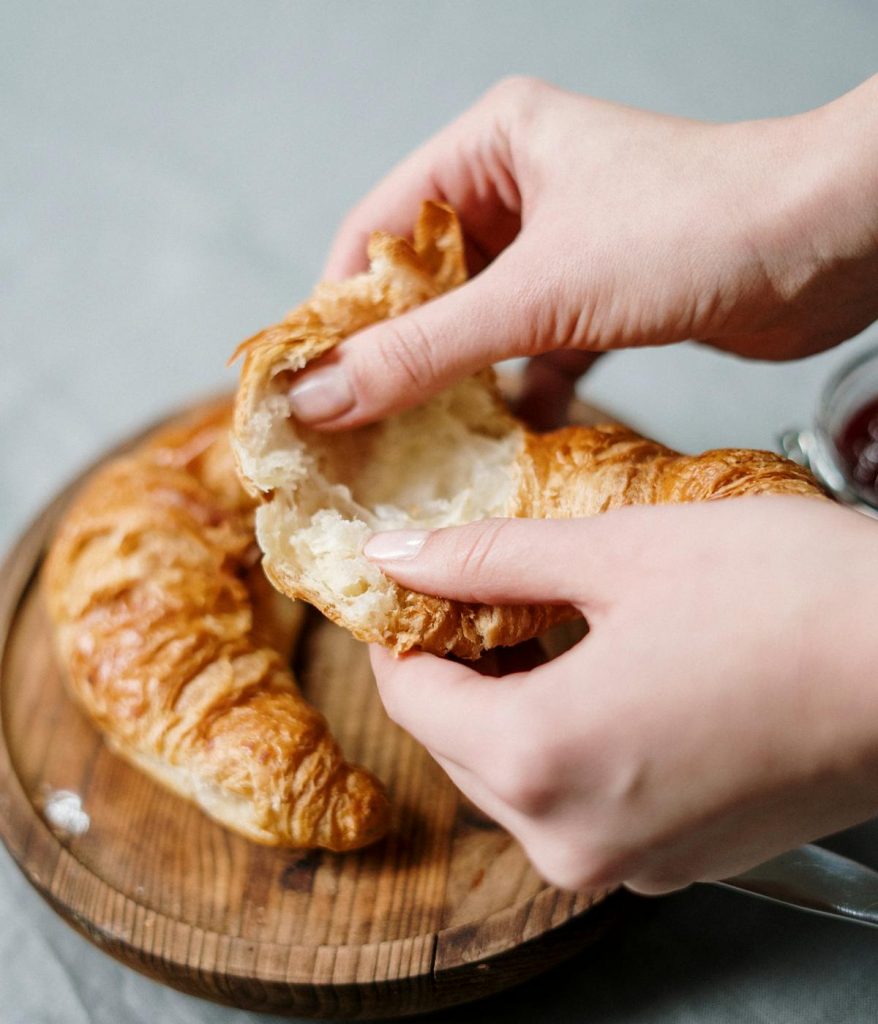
[3,3,878,1021]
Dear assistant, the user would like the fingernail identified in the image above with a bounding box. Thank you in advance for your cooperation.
[364,531,428,561]
[288,365,354,423]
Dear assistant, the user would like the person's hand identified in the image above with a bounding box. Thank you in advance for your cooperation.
[286,74,878,430]
[363,497,878,893]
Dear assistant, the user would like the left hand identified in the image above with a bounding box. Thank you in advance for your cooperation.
[364,497,878,893]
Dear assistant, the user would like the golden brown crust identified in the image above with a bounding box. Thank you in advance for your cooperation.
[43,397,389,851]
[261,552,576,663]
[232,202,826,660]
[517,424,823,517]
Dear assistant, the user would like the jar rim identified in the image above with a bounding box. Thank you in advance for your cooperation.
[815,342,878,510]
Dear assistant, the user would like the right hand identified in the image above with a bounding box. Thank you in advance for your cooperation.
[365,497,878,893]
[287,74,878,430]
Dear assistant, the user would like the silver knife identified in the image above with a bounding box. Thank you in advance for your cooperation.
[714,844,878,927]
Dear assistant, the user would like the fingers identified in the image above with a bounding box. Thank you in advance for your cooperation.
[371,645,553,852]
[372,644,634,893]
[289,245,546,428]
[322,80,527,281]
[514,350,604,432]
[364,516,619,609]
[370,645,529,767]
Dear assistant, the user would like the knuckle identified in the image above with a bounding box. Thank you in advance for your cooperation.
[492,761,551,815]
[483,75,556,134]
[486,74,548,108]
[527,842,588,891]
[452,519,511,585]
[373,316,440,393]
[487,714,557,815]
[529,841,628,892]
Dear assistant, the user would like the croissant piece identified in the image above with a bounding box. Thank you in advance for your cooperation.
[43,398,389,851]
[232,203,825,660]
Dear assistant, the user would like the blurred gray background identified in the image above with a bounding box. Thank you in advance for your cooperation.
[2,2,878,1022]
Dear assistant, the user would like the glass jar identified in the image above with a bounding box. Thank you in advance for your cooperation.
[780,345,878,520]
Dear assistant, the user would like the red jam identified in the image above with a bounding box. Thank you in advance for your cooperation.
[836,396,878,504]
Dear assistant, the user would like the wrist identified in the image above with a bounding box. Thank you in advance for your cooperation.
[723,77,878,354]
[795,75,878,260]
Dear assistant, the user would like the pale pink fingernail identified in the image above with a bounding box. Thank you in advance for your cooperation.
[364,531,428,561]
[288,365,354,422]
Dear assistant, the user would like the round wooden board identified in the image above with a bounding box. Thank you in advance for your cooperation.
[0,395,623,1020]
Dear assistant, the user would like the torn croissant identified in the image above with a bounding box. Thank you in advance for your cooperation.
[232,202,825,660]
[43,398,389,851]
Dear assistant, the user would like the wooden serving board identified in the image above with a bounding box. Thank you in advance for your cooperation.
[0,396,623,1019]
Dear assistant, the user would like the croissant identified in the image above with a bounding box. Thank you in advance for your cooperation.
[43,397,389,851]
[232,202,825,660]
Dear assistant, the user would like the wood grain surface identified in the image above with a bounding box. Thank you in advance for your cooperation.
[0,395,624,1019]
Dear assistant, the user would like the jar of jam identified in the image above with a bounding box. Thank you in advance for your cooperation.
[781,345,878,519]
[836,396,878,506]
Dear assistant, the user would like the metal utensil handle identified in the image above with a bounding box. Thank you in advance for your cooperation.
[715,844,878,928]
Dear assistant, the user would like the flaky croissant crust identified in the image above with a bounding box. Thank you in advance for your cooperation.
[43,398,389,851]
[233,202,824,660]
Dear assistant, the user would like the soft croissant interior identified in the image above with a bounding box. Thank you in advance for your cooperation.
[252,374,522,633]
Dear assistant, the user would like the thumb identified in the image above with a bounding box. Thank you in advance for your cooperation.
[363,516,615,609]
[286,245,549,429]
